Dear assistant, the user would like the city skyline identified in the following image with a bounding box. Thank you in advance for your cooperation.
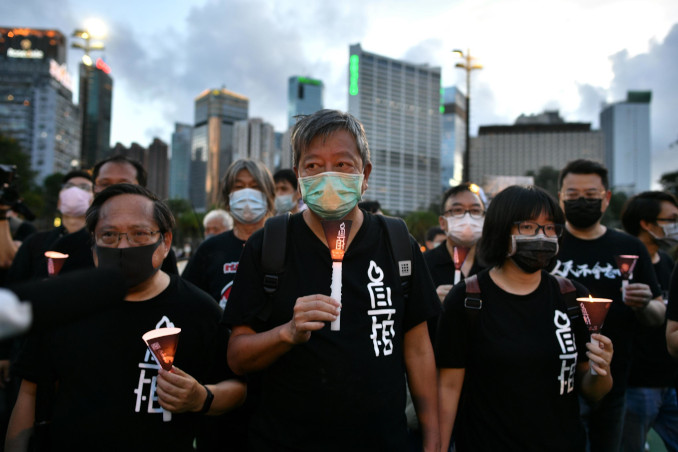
[2,0,678,185]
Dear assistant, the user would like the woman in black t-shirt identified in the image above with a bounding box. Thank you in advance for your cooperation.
[436,185,614,452]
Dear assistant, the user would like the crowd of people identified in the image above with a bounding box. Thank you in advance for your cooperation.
[0,108,677,451]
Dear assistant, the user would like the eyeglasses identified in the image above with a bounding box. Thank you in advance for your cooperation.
[514,221,564,238]
[443,207,485,219]
[560,190,606,201]
[95,230,162,246]
[63,182,93,192]
[656,217,678,224]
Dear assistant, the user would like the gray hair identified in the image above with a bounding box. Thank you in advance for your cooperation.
[203,209,233,230]
[291,109,370,168]
[221,158,275,213]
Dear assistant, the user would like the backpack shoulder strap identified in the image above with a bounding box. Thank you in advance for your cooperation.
[376,215,413,296]
[257,213,290,321]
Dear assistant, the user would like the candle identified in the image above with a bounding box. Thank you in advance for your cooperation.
[321,220,353,331]
[44,251,69,276]
[577,296,612,375]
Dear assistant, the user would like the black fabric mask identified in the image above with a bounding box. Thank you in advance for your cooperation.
[508,235,559,274]
[563,198,603,229]
[95,239,164,288]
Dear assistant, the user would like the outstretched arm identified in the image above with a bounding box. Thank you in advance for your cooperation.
[5,379,37,452]
[438,368,465,452]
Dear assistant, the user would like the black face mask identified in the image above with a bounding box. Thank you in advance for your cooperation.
[563,198,603,229]
[508,235,559,274]
[95,239,164,288]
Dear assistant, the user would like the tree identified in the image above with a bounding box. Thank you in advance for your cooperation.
[166,198,203,247]
[660,170,678,197]
[525,166,559,198]
[601,191,628,229]
[404,210,439,245]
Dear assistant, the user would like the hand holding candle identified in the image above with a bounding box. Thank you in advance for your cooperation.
[615,255,638,298]
[578,296,612,375]
[321,220,352,331]
[143,327,181,421]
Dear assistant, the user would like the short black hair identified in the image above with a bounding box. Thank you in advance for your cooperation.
[426,226,444,242]
[558,159,608,190]
[358,200,381,214]
[440,182,484,214]
[621,191,678,236]
[92,155,148,187]
[62,170,92,184]
[274,168,297,191]
[477,185,565,268]
[86,183,175,234]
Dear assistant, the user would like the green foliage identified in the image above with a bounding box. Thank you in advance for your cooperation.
[660,170,678,197]
[0,134,37,194]
[166,198,203,246]
[404,210,440,245]
[601,191,628,230]
[525,166,559,198]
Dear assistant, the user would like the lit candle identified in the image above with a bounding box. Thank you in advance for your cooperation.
[44,251,69,276]
[577,295,612,375]
[322,220,352,331]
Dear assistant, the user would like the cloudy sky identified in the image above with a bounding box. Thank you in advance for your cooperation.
[3,0,678,184]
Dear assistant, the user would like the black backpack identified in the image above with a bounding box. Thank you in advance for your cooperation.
[256,213,413,321]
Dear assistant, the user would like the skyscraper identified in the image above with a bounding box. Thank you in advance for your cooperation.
[348,44,442,213]
[147,138,169,200]
[288,76,324,129]
[78,59,113,168]
[0,27,80,181]
[441,86,467,190]
[191,88,248,210]
[470,111,604,185]
[233,117,276,171]
[170,123,192,200]
[600,91,651,194]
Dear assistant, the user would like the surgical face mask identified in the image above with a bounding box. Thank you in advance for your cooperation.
[299,172,364,220]
[229,188,267,224]
[507,234,559,274]
[563,198,603,229]
[445,214,483,247]
[275,193,296,214]
[59,186,93,217]
[649,222,678,249]
[95,239,163,288]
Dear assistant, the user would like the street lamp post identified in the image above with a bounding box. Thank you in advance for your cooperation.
[452,49,482,182]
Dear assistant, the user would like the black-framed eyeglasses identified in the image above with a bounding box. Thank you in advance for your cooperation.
[62,182,93,192]
[656,217,678,224]
[95,230,163,246]
[514,221,564,238]
[443,207,485,219]
[560,190,606,201]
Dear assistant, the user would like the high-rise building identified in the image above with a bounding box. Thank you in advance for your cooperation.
[288,76,324,128]
[170,123,193,200]
[191,88,248,210]
[600,91,651,194]
[110,139,169,199]
[470,111,604,185]
[78,59,113,168]
[0,27,80,182]
[233,118,276,171]
[147,138,169,200]
[441,86,467,190]
[348,44,442,213]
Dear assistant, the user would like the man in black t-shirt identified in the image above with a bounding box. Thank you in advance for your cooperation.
[552,160,664,452]
[619,191,678,452]
[224,110,441,451]
[5,185,245,451]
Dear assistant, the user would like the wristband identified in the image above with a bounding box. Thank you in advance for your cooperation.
[197,384,214,414]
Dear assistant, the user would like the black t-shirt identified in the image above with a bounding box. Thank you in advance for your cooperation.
[14,275,233,451]
[182,230,246,308]
[223,212,440,451]
[436,269,590,452]
[551,228,661,395]
[628,250,677,387]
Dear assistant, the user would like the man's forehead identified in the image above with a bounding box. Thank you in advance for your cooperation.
[561,173,604,189]
[98,195,155,223]
[445,191,482,207]
[98,161,138,180]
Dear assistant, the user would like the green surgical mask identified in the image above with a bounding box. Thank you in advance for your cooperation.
[299,171,364,220]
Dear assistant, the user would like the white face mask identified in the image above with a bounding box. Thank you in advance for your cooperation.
[275,193,295,214]
[445,213,483,247]
[229,188,267,224]
[649,222,678,249]
[59,186,93,217]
